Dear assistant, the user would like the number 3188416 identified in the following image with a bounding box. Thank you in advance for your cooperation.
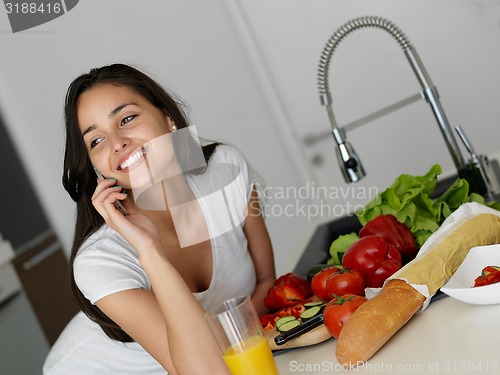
[5,2,62,14]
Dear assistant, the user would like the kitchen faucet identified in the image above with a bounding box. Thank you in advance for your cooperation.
[313,16,500,200]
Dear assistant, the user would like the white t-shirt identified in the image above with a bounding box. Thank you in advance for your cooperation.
[43,145,258,374]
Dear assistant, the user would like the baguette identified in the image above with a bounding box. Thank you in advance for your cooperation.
[336,279,425,366]
[336,211,500,367]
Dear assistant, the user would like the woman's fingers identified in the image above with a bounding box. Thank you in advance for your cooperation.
[91,179,127,217]
[102,188,127,207]
[91,178,119,200]
[91,178,160,249]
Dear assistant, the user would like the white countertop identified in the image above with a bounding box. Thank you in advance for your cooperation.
[273,296,500,374]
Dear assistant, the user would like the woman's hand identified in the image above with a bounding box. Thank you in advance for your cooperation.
[91,178,160,254]
[92,178,229,374]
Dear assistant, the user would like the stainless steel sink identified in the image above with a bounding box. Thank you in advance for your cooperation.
[293,174,460,276]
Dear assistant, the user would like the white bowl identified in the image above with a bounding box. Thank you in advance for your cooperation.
[440,244,500,305]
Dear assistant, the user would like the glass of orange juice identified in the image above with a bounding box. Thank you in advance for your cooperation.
[205,295,280,375]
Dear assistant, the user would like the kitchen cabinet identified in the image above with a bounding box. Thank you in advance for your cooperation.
[13,232,78,345]
[0,238,50,374]
[0,115,78,348]
[0,290,51,375]
[0,115,51,249]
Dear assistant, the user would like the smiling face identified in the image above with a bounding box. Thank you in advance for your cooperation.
[77,83,176,188]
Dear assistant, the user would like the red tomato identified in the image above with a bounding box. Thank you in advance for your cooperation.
[323,294,367,338]
[473,266,500,287]
[325,269,366,298]
[342,235,402,288]
[311,266,341,301]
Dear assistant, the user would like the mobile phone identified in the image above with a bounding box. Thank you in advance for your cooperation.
[93,166,129,215]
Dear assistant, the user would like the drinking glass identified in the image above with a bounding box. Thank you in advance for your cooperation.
[205,295,280,375]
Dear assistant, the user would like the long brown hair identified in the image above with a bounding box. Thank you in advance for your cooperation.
[62,64,219,342]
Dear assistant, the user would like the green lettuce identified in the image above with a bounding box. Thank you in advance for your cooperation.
[327,232,359,266]
[357,164,500,247]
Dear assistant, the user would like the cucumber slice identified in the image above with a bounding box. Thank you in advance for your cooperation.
[277,319,301,332]
[275,315,297,329]
[300,305,321,320]
[303,301,325,308]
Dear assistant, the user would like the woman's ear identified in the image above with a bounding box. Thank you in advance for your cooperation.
[165,112,177,132]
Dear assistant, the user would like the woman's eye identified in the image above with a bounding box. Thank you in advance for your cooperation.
[90,137,104,149]
[121,115,136,126]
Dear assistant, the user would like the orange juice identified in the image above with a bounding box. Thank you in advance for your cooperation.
[223,335,279,375]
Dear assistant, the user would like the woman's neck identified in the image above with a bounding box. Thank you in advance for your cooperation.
[127,175,209,248]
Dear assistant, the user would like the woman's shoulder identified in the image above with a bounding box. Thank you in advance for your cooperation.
[73,226,149,304]
[76,225,135,259]
[209,144,248,167]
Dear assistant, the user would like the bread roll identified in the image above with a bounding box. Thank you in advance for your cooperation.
[336,279,425,366]
[336,211,500,367]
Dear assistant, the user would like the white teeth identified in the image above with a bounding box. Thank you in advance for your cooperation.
[119,148,145,170]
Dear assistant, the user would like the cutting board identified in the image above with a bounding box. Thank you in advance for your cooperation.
[264,321,332,351]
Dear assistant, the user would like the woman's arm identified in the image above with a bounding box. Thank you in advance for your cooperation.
[92,178,230,375]
[95,289,175,372]
[96,253,229,375]
[243,186,277,315]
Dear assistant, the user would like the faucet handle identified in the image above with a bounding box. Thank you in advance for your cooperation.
[335,141,366,183]
[455,125,477,158]
[455,125,500,200]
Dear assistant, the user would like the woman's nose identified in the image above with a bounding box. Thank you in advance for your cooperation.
[111,135,130,153]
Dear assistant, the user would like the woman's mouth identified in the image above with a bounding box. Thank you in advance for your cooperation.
[118,147,146,170]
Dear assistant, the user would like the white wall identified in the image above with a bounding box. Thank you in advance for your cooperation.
[237,0,500,206]
[0,0,499,275]
[0,0,313,274]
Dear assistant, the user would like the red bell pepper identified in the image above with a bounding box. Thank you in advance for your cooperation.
[259,314,277,331]
[359,214,418,263]
[342,235,402,288]
[259,302,308,330]
[263,272,312,311]
[473,266,500,287]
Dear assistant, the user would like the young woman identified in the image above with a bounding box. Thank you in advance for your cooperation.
[43,64,276,374]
